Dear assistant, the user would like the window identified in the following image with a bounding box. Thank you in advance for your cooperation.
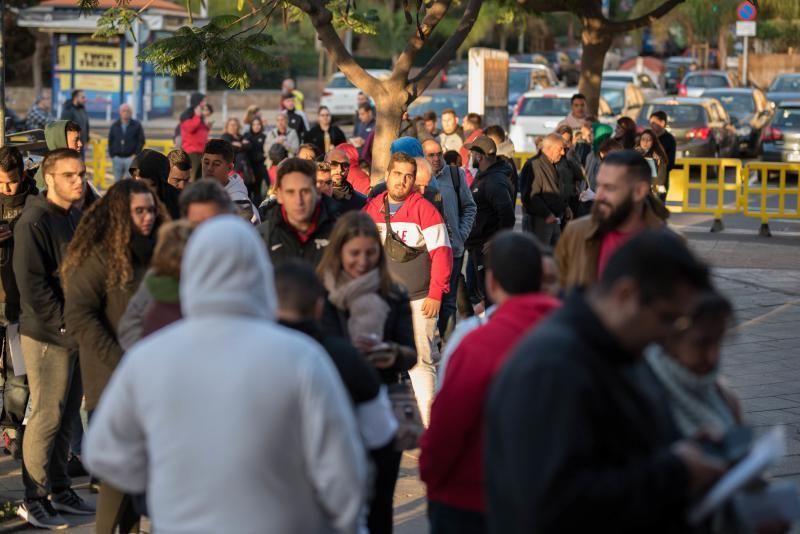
[773,107,800,128]
[639,74,657,89]
[518,97,572,117]
[641,104,707,127]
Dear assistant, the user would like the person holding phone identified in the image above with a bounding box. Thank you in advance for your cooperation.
[317,211,417,534]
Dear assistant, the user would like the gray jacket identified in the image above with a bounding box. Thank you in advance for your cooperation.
[436,165,477,258]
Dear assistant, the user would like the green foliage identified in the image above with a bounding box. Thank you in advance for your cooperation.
[757,19,800,51]
[95,7,140,39]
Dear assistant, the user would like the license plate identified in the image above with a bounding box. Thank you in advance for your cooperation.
[788,153,800,162]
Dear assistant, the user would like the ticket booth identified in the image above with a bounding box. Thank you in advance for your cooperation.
[17,0,192,120]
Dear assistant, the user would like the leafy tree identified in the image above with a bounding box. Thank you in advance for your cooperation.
[79,0,483,181]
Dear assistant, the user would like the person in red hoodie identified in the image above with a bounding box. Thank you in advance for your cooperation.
[335,142,371,195]
[419,230,560,533]
[458,112,483,168]
[179,93,212,180]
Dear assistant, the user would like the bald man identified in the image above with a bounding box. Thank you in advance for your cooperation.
[108,103,145,182]
[520,133,567,246]
[323,148,367,212]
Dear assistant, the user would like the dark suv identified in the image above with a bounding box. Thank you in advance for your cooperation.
[762,101,800,163]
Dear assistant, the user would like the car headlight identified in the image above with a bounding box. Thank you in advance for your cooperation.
[736,126,752,136]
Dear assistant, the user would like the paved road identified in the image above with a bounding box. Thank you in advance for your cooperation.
[1,233,799,533]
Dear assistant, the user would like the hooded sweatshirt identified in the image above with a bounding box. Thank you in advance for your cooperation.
[335,143,371,195]
[60,101,89,146]
[33,121,72,188]
[224,173,260,224]
[179,93,210,154]
[83,216,367,534]
[132,149,181,219]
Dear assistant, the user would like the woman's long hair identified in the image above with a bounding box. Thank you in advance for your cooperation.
[62,179,168,291]
[317,211,394,297]
[615,117,638,149]
[637,129,669,165]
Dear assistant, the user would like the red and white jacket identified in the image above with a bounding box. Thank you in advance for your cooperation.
[363,191,452,301]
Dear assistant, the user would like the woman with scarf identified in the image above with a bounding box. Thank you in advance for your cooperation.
[63,179,168,534]
[317,211,417,534]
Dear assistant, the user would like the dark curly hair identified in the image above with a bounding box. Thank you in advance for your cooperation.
[62,179,169,290]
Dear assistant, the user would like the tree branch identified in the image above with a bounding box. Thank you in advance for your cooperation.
[287,0,381,95]
[407,0,483,100]
[393,0,453,82]
[603,0,685,33]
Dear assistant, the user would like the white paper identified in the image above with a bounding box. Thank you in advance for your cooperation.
[688,426,786,525]
[6,323,25,376]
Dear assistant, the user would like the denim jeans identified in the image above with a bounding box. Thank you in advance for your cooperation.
[532,216,562,247]
[0,306,28,432]
[20,336,82,499]
[408,298,440,427]
[437,255,463,345]
[111,156,134,183]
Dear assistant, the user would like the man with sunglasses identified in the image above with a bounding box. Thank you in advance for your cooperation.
[323,148,367,213]
[486,231,725,534]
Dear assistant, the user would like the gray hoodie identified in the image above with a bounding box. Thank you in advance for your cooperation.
[84,216,367,534]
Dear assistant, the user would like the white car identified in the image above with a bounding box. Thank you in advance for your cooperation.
[602,70,664,102]
[508,63,560,116]
[319,70,391,123]
[509,89,612,154]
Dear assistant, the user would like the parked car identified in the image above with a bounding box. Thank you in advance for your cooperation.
[407,89,468,126]
[516,51,579,85]
[766,73,800,107]
[702,88,773,157]
[637,97,738,158]
[320,70,391,123]
[602,70,664,101]
[508,63,559,116]
[509,88,613,153]
[665,57,698,94]
[441,60,469,90]
[600,82,645,121]
[678,70,735,98]
[761,101,800,163]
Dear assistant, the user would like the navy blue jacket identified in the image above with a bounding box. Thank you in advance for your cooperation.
[108,119,145,158]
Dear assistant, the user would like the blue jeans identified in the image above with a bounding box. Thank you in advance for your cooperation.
[111,156,134,183]
[438,255,463,344]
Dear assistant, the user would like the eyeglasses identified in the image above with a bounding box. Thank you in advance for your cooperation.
[329,161,349,169]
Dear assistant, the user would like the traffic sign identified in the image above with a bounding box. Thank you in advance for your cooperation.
[736,21,756,37]
[737,1,756,21]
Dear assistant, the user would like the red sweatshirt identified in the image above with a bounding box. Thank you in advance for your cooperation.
[363,191,452,301]
[419,293,561,512]
[459,128,484,167]
[180,114,210,154]
[336,143,372,195]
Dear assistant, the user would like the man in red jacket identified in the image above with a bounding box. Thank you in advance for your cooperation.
[419,230,560,533]
[179,93,212,180]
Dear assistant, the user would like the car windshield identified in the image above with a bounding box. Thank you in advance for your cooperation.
[603,74,633,84]
[710,93,754,119]
[773,107,800,128]
[408,94,468,118]
[518,97,572,117]
[509,69,533,93]
[328,76,354,89]
[686,75,729,88]
[601,89,625,114]
[447,62,468,75]
[769,76,800,93]
[640,104,707,127]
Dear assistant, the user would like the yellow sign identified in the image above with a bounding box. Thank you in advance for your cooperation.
[56,44,135,72]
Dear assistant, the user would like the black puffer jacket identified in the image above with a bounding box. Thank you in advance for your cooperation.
[464,159,515,250]
[13,194,80,348]
[257,195,341,267]
[0,179,38,320]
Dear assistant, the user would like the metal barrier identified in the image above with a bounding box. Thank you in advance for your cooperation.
[669,158,743,232]
[742,162,800,237]
[87,138,177,191]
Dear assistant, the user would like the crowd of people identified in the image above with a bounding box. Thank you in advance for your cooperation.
[0,79,790,534]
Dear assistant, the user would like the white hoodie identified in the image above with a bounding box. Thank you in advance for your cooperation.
[225,172,260,224]
[84,216,367,534]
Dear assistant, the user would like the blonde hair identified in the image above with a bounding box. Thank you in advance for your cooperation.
[151,220,195,279]
[243,105,260,126]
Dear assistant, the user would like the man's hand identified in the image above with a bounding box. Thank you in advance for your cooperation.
[421,298,441,318]
[545,214,558,224]
[672,441,726,497]
[351,136,365,148]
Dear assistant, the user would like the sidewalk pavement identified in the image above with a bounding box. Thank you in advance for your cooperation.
[2,234,799,533]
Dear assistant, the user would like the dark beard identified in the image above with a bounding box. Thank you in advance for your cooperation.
[591,193,635,234]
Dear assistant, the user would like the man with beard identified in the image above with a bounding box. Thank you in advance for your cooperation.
[555,150,668,290]
[324,148,367,212]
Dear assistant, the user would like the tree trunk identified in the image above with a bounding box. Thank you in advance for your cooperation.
[578,18,613,117]
[717,25,728,72]
[369,87,406,185]
[499,30,507,52]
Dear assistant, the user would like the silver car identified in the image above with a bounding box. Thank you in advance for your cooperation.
[679,70,735,98]
[762,101,800,163]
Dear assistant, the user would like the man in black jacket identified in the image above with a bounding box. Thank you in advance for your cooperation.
[0,147,38,459]
[650,110,677,200]
[486,231,725,534]
[324,148,367,213]
[107,103,145,182]
[463,136,515,306]
[306,106,347,155]
[521,133,568,246]
[59,90,89,150]
[257,158,340,266]
[13,149,94,529]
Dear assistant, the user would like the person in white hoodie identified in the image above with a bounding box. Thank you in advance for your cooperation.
[83,216,368,534]
[201,139,260,224]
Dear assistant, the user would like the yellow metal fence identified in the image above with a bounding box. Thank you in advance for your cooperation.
[87,139,176,190]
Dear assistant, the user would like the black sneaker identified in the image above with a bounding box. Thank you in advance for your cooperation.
[49,488,95,516]
[67,454,88,477]
[17,498,69,530]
